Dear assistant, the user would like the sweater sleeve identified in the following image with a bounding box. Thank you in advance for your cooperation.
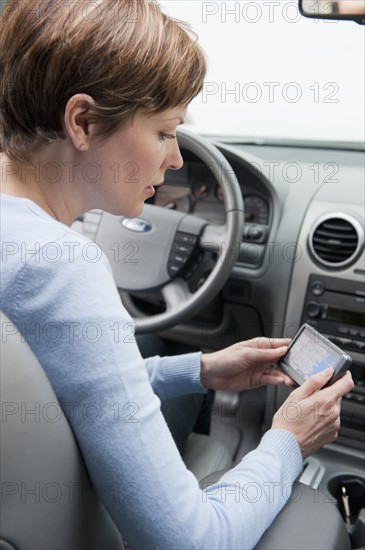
[11,236,303,550]
[144,353,206,400]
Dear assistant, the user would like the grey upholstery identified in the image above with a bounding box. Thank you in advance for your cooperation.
[255,482,351,550]
[0,312,232,549]
[0,312,123,550]
[200,470,351,550]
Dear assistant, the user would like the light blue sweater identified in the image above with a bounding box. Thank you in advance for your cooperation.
[0,193,303,549]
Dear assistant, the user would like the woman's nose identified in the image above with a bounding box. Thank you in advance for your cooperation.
[166,140,184,171]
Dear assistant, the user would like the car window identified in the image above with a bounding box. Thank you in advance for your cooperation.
[160,1,365,144]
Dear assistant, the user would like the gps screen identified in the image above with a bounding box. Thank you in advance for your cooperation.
[282,330,339,380]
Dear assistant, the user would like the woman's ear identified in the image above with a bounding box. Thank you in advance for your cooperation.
[63,93,96,152]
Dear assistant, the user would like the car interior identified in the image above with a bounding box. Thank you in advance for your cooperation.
[1,1,364,549]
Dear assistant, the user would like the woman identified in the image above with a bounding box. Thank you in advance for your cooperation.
[0,1,353,548]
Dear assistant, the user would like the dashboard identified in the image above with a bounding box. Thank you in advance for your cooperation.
[150,147,273,270]
[84,141,365,368]
[83,139,365,449]
[154,165,270,226]
[135,140,365,452]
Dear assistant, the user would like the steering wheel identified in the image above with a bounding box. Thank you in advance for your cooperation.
[95,127,244,333]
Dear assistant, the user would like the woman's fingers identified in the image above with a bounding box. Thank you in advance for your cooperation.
[262,367,293,386]
[245,337,291,349]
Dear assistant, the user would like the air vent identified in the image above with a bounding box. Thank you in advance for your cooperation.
[308,214,364,268]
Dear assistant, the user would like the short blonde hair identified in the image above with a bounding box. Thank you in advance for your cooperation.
[0,0,207,162]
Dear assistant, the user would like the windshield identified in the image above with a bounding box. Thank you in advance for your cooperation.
[161,1,365,144]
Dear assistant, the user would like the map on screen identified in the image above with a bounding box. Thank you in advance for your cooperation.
[284,331,338,380]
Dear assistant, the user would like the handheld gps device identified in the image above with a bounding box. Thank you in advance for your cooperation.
[278,323,352,387]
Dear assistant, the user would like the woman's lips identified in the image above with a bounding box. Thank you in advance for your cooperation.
[145,181,164,197]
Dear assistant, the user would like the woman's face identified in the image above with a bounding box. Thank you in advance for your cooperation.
[87,106,186,218]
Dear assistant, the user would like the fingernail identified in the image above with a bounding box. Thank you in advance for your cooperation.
[322,368,334,377]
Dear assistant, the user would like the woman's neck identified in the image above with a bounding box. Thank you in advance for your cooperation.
[0,150,87,226]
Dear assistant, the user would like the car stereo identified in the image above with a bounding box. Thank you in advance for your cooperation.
[301,274,365,451]
[301,275,365,354]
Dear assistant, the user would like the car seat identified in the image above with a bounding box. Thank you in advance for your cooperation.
[0,311,232,549]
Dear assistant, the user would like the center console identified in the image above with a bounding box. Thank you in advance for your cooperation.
[289,271,365,549]
[301,274,365,452]
[279,202,365,549]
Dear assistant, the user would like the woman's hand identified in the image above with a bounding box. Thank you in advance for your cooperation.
[200,337,293,391]
[272,368,354,458]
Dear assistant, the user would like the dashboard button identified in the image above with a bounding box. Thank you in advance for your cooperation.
[336,336,353,347]
[170,253,188,265]
[325,335,340,346]
[175,232,197,246]
[306,302,321,318]
[168,263,182,276]
[311,280,325,296]
[352,340,365,351]
[173,243,193,255]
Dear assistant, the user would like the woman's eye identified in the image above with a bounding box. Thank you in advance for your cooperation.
[160,132,177,141]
